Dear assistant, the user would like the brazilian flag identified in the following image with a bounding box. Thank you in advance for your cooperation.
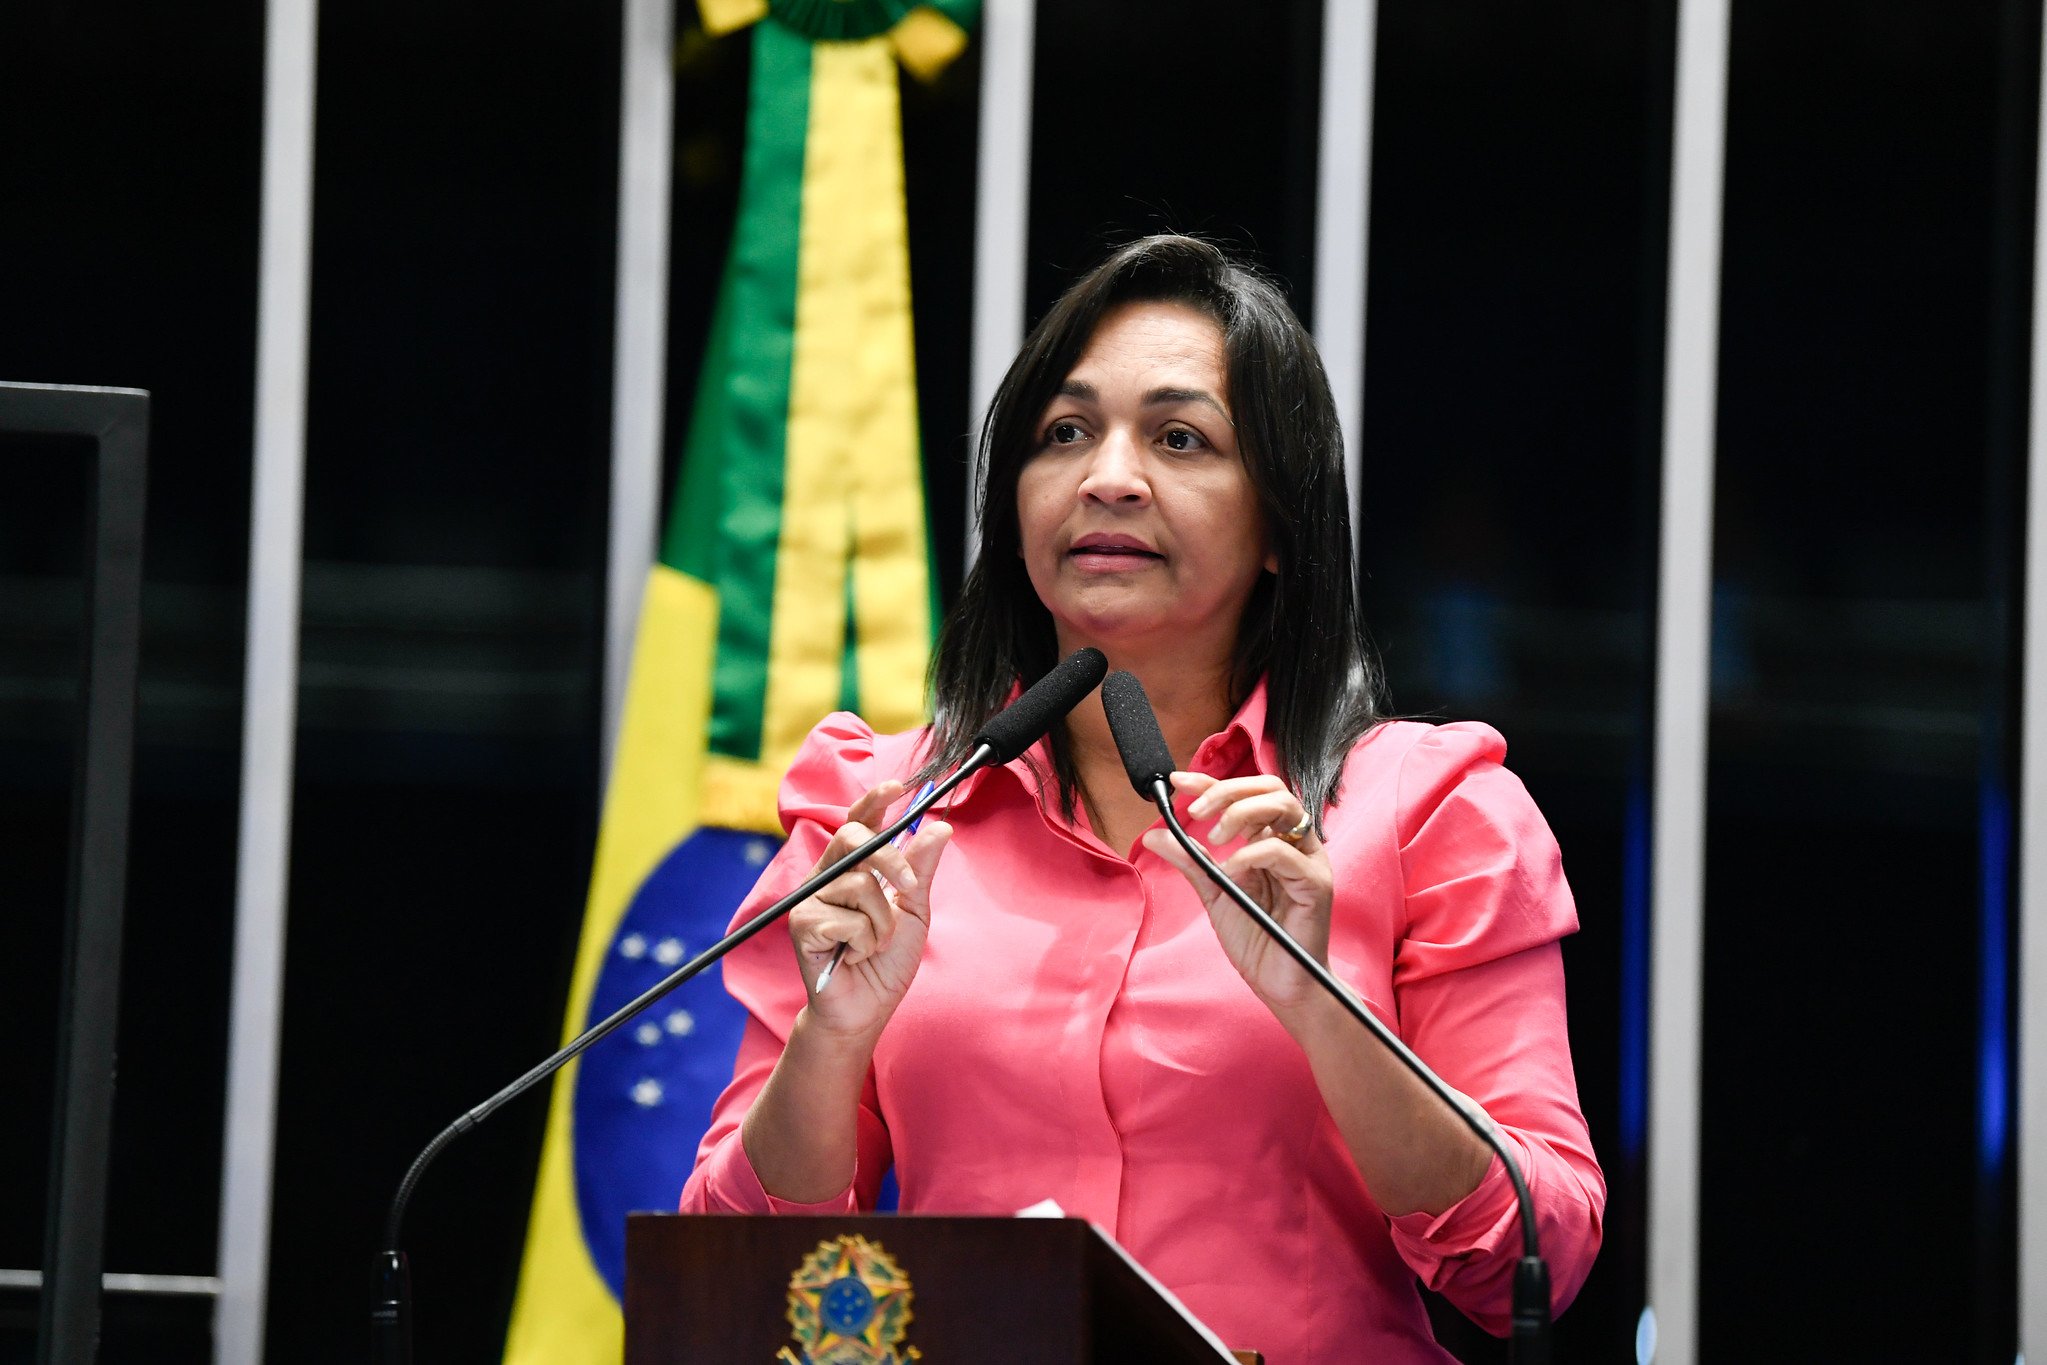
[503,3,976,1359]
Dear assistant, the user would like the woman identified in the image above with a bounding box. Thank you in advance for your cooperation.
[680,235,1604,1361]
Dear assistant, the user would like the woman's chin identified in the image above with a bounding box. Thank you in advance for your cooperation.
[1051,601,1183,653]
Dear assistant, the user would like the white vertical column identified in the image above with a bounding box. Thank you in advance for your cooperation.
[214,0,317,1359]
[2019,1,2047,1355]
[1313,0,1375,534]
[1648,0,1730,1360]
[965,0,1036,569]
[602,0,677,772]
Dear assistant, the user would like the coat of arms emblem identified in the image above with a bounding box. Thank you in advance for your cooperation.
[778,1233,919,1364]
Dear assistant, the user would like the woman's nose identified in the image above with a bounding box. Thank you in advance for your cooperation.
[1077,430,1151,505]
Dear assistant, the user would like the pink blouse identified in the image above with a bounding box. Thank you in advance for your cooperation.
[680,682,1605,1363]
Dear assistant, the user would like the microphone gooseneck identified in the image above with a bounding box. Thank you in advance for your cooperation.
[1097,671,1552,1364]
[374,648,1109,1361]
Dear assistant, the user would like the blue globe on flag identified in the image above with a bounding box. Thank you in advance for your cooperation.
[570,825,775,1297]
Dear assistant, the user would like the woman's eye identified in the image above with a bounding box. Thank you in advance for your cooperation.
[1162,428,1205,452]
[1047,421,1085,445]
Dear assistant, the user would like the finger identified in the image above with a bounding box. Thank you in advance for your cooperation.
[822,778,920,873]
[1226,834,1315,870]
[813,786,900,871]
[895,822,952,922]
[863,840,920,900]
[1140,827,1211,898]
[1222,836,1326,894]
[793,902,881,963]
[824,865,898,950]
[1177,775,1313,848]
[847,780,903,831]
[1206,791,1305,845]
[822,818,875,863]
[1183,773,1286,820]
[1168,770,1219,801]
[828,912,883,966]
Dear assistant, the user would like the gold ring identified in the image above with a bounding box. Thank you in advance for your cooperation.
[1276,813,1313,845]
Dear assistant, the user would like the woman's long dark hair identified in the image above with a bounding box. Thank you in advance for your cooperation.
[916,234,1384,827]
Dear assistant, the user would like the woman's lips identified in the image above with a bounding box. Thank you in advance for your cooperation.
[1067,542,1163,571]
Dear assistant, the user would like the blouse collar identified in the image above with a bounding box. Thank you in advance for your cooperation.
[1183,675,1281,780]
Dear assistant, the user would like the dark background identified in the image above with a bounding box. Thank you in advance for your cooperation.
[1,0,262,1359]
[0,0,2033,1360]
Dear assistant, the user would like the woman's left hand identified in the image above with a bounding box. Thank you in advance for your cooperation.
[1140,771,1333,1016]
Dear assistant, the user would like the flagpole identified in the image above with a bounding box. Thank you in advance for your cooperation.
[966,0,1036,570]
[1313,0,1375,540]
[215,0,317,1359]
[603,0,677,779]
[1648,0,1732,1358]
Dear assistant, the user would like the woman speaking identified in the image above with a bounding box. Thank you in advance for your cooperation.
[679,235,1605,1362]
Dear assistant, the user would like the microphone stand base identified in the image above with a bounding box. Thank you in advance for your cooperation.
[371,1249,412,1365]
[1508,1255,1551,1365]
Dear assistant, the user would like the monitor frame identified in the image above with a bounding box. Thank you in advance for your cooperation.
[0,380,149,1365]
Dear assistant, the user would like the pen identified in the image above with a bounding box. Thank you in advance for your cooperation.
[813,780,936,995]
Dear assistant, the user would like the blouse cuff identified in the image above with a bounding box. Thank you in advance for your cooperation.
[686,1133,862,1215]
[1384,1141,1525,1285]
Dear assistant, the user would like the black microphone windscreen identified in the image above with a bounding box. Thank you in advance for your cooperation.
[1101,671,1175,796]
[971,648,1109,763]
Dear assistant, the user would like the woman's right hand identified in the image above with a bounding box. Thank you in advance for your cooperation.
[789,780,951,1041]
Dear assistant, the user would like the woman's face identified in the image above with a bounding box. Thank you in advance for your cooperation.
[1017,300,1275,666]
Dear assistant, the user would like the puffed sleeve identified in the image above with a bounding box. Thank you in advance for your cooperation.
[1378,722,1607,1332]
[677,713,903,1213]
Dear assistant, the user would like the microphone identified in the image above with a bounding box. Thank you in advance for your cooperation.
[371,648,1108,1363]
[1100,667,1176,792]
[972,645,1110,762]
[1098,670,1553,1365]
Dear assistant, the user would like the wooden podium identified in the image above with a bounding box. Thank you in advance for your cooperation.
[625,1214,1258,1364]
